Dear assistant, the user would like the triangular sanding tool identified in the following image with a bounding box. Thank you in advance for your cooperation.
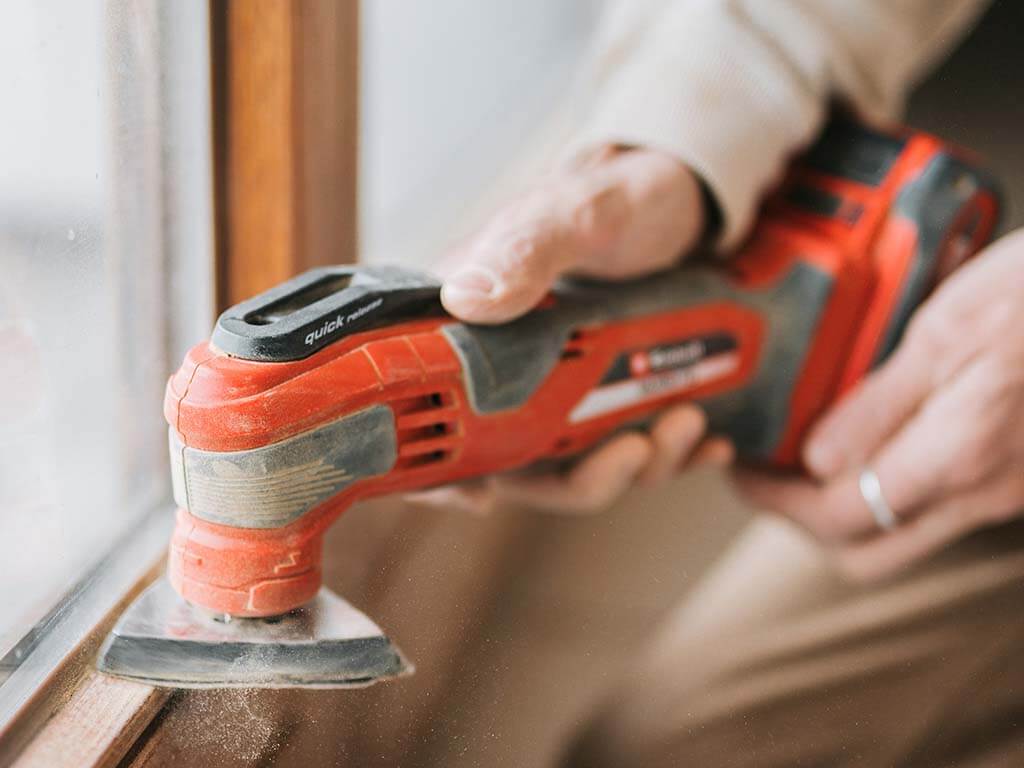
[97,578,411,689]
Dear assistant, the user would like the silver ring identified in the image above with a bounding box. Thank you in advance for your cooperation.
[859,468,898,531]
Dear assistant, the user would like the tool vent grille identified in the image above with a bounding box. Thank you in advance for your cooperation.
[391,391,461,468]
[560,328,591,360]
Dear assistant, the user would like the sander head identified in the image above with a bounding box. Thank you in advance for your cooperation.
[97,579,410,689]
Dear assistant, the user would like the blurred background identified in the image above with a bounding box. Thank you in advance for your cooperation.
[1,0,1021,765]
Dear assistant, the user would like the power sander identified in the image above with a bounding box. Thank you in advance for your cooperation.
[97,119,999,689]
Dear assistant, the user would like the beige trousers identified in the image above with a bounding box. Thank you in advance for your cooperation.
[564,516,1024,767]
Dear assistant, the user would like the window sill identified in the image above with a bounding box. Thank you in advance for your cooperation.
[0,507,173,766]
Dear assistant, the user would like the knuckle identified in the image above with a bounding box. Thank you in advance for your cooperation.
[503,232,541,274]
[952,447,990,488]
[478,207,555,274]
[950,423,999,487]
[904,305,972,373]
[905,305,948,350]
[569,184,628,251]
[487,232,552,291]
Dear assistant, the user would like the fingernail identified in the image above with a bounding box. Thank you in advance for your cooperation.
[443,268,497,300]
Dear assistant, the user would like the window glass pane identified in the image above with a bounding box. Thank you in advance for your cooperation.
[0,1,210,658]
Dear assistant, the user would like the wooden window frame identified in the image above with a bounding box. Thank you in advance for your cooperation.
[212,0,360,306]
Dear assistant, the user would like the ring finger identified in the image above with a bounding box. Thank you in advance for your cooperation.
[833,469,1024,581]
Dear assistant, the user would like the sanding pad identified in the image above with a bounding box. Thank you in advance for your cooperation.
[97,578,411,689]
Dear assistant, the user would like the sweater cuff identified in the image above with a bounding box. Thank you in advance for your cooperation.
[567,6,825,252]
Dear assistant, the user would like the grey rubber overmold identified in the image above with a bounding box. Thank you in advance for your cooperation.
[170,405,397,529]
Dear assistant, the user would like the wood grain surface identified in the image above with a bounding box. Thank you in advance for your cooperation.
[10,674,169,768]
[212,0,359,309]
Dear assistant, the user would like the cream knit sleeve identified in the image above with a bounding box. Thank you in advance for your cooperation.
[571,0,990,249]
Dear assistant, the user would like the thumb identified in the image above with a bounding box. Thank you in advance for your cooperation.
[440,149,704,325]
[439,184,598,324]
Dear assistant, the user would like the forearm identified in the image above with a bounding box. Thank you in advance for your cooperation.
[572,0,990,249]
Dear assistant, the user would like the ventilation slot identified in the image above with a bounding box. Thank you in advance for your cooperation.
[560,329,591,361]
[391,391,461,469]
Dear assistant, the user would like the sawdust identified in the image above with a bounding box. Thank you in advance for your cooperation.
[169,688,287,762]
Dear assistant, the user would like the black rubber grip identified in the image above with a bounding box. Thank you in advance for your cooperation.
[802,119,906,187]
[212,266,444,362]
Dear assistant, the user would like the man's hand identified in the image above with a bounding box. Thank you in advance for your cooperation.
[440,147,708,322]
[737,229,1024,581]
[411,147,733,516]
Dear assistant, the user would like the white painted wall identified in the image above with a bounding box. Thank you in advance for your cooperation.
[360,0,605,266]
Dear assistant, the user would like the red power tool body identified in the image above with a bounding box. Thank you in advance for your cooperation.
[165,120,999,619]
